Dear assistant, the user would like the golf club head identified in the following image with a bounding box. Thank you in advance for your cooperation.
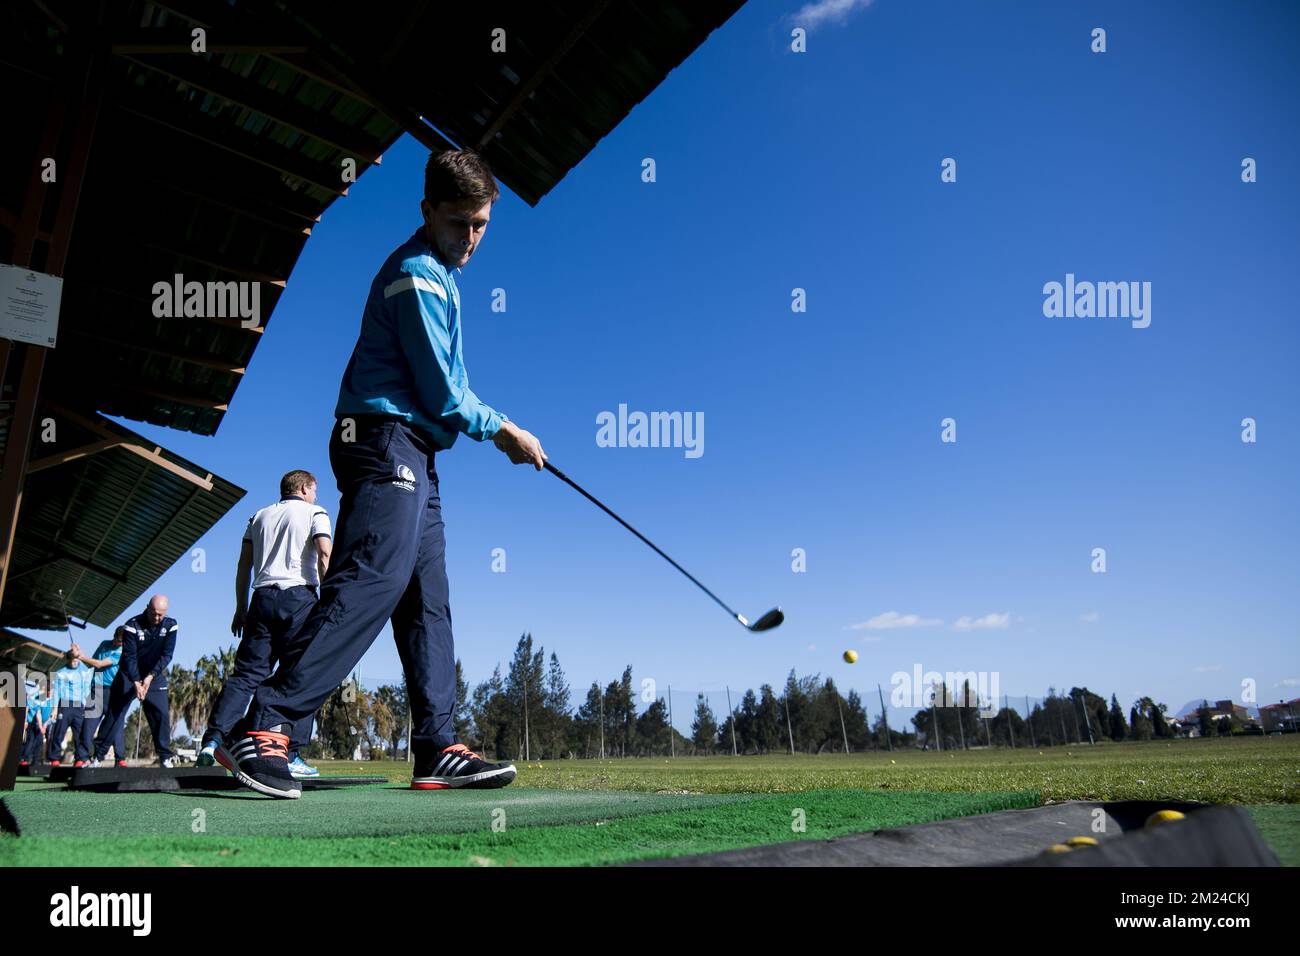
[747,608,784,632]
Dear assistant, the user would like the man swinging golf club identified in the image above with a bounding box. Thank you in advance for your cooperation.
[220,149,545,798]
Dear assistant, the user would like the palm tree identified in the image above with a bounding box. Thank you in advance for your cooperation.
[167,665,195,739]
[192,645,239,736]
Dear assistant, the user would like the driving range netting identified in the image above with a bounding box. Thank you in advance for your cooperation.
[0,783,1040,866]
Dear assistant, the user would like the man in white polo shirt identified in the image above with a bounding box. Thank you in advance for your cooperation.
[198,470,332,779]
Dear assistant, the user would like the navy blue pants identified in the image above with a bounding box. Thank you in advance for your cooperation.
[47,703,86,762]
[20,722,44,763]
[82,681,125,760]
[94,678,172,761]
[205,585,317,757]
[245,418,457,760]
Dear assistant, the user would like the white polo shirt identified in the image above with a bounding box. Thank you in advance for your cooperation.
[243,496,333,589]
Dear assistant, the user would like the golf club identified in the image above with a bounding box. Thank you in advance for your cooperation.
[57,588,75,649]
[544,461,784,632]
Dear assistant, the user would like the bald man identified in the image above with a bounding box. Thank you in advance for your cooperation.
[91,595,178,768]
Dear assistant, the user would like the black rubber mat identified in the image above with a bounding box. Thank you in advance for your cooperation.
[632,800,1280,867]
[66,766,389,792]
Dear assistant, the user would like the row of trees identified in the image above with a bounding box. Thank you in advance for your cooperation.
[908,682,1182,750]
[116,634,1190,760]
[459,635,911,758]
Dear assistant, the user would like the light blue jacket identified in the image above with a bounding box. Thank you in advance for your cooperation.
[335,228,506,448]
[51,665,95,705]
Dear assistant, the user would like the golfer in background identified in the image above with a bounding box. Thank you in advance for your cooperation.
[46,650,95,766]
[79,627,126,765]
[17,680,51,768]
[91,596,178,768]
[223,148,545,798]
[201,470,331,779]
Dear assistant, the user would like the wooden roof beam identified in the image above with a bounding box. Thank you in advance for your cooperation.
[113,49,384,161]
[61,329,247,374]
[109,97,351,196]
[63,280,267,335]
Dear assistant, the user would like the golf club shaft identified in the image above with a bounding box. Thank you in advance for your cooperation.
[58,589,74,648]
[544,461,744,623]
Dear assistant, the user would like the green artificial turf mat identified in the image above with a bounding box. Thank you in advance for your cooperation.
[0,787,1039,867]
[1,784,752,838]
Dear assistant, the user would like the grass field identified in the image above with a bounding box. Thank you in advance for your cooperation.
[312,736,1300,804]
[4,737,1297,866]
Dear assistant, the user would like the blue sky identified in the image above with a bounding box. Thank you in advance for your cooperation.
[32,0,1300,729]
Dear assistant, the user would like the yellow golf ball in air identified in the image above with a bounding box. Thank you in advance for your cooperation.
[1146,809,1186,828]
[843,649,858,664]
[1065,836,1099,847]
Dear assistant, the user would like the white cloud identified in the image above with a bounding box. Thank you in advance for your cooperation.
[1278,678,1300,688]
[954,612,1010,631]
[1081,611,1100,623]
[790,0,875,31]
[849,611,942,631]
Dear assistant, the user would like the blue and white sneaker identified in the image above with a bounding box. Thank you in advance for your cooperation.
[287,755,320,779]
[197,740,219,767]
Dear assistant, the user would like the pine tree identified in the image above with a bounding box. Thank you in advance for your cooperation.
[618,666,636,757]
[574,682,603,758]
[736,689,759,753]
[755,685,781,753]
[691,693,718,753]
[636,698,670,755]
[1108,694,1127,741]
[543,652,572,757]
[843,689,871,750]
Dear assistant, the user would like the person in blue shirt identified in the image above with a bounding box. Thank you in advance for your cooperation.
[223,149,544,798]
[90,596,178,767]
[46,651,96,765]
[18,681,52,768]
[78,627,126,765]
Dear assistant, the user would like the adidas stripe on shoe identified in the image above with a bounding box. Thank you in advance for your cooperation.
[412,744,516,790]
[219,730,301,799]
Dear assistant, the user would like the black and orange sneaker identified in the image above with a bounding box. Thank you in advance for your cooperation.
[218,728,301,799]
[411,743,516,790]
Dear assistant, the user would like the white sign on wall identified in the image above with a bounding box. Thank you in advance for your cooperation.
[0,263,62,348]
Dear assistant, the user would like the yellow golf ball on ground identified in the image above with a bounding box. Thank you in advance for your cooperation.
[1146,809,1186,827]
[843,649,858,663]
[1065,836,1099,847]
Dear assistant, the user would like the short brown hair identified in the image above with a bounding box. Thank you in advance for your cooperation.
[424,149,500,208]
[280,470,316,497]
